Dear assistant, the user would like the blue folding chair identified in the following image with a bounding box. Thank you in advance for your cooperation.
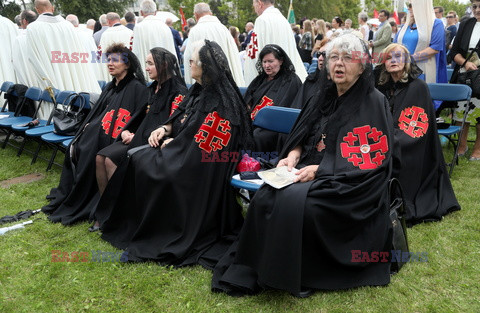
[41,92,90,170]
[428,83,472,176]
[0,81,15,118]
[0,86,45,149]
[231,106,301,192]
[98,80,107,91]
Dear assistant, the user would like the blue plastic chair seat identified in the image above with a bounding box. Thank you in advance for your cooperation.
[0,111,15,118]
[0,116,33,127]
[231,177,262,192]
[12,119,48,132]
[438,126,461,136]
[25,124,54,137]
[41,132,73,143]
[62,139,72,148]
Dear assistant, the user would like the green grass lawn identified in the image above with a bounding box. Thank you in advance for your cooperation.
[0,136,479,313]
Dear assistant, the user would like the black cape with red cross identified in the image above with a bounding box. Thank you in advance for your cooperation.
[96,76,187,166]
[95,83,244,268]
[376,76,460,226]
[42,74,148,225]
[212,71,395,296]
[245,70,302,154]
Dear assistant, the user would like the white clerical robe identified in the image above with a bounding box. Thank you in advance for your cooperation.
[0,15,18,106]
[132,15,177,81]
[244,6,307,85]
[74,27,105,82]
[12,30,37,87]
[26,14,101,119]
[183,15,246,87]
[98,25,133,82]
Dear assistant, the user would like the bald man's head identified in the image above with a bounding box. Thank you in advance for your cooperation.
[34,0,54,14]
[165,18,173,26]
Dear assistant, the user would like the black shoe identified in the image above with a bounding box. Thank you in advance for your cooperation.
[88,224,100,232]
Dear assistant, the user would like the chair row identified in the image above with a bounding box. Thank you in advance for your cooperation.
[1,81,94,170]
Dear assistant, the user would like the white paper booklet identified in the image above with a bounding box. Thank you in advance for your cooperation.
[257,166,299,189]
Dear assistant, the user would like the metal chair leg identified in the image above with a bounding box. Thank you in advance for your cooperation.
[17,136,28,156]
[31,141,42,164]
[1,130,12,149]
[46,145,58,171]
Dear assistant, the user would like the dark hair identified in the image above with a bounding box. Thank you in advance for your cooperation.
[105,43,146,84]
[389,21,397,28]
[20,10,37,24]
[125,11,135,23]
[379,9,390,19]
[434,6,444,13]
[93,20,102,33]
[149,47,182,84]
[255,44,295,77]
[333,16,343,26]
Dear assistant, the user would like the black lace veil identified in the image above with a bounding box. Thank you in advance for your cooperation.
[197,40,253,150]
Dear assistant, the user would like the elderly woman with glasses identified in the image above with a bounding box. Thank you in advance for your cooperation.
[213,33,394,298]
[450,0,480,160]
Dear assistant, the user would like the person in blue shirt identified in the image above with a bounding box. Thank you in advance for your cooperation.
[394,0,447,84]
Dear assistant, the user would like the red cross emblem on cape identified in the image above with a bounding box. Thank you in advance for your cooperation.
[169,94,184,117]
[340,125,389,170]
[398,106,429,138]
[101,108,132,139]
[247,32,259,59]
[194,111,232,153]
[250,96,273,120]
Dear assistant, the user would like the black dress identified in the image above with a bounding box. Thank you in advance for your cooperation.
[376,76,461,225]
[246,71,301,154]
[213,72,394,297]
[95,83,245,268]
[97,77,187,165]
[42,74,148,225]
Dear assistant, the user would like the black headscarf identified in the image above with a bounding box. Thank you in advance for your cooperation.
[106,43,146,86]
[254,44,295,78]
[149,47,183,85]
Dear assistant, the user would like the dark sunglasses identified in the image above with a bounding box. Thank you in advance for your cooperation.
[318,51,326,58]
[446,16,455,18]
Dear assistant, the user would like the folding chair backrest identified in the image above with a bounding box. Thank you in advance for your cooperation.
[1,81,14,93]
[98,80,107,91]
[253,106,301,134]
[41,89,59,103]
[55,91,77,106]
[24,87,43,102]
[428,83,472,102]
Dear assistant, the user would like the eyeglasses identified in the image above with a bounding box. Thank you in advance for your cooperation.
[473,4,480,10]
[446,16,455,18]
[329,54,353,63]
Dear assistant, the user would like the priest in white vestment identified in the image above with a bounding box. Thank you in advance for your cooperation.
[132,0,176,81]
[66,14,104,82]
[244,0,307,85]
[26,0,101,119]
[183,3,245,87]
[12,10,38,87]
[0,15,18,107]
[98,12,134,82]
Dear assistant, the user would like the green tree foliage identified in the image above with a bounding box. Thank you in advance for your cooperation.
[51,0,131,22]
[433,0,469,18]
[0,1,21,21]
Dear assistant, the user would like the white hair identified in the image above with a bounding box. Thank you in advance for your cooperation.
[66,14,79,26]
[99,14,108,25]
[86,19,96,27]
[358,12,368,22]
[140,0,156,15]
[326,33,369,71]
[194,3,211,15]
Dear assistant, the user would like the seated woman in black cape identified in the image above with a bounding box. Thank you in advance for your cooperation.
[246,44,302,154]
[89,48,188,231]
[94,40,252,268]
[212,33,394,297]
[42,44,148,225]
[374,43,460,226]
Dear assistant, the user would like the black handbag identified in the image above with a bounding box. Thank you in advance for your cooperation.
[451,37,480,98]
[389,178,409,274]
[456,69,480,98]
[52,93,86,136]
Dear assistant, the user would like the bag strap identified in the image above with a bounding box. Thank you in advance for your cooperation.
[460,36,480,68]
